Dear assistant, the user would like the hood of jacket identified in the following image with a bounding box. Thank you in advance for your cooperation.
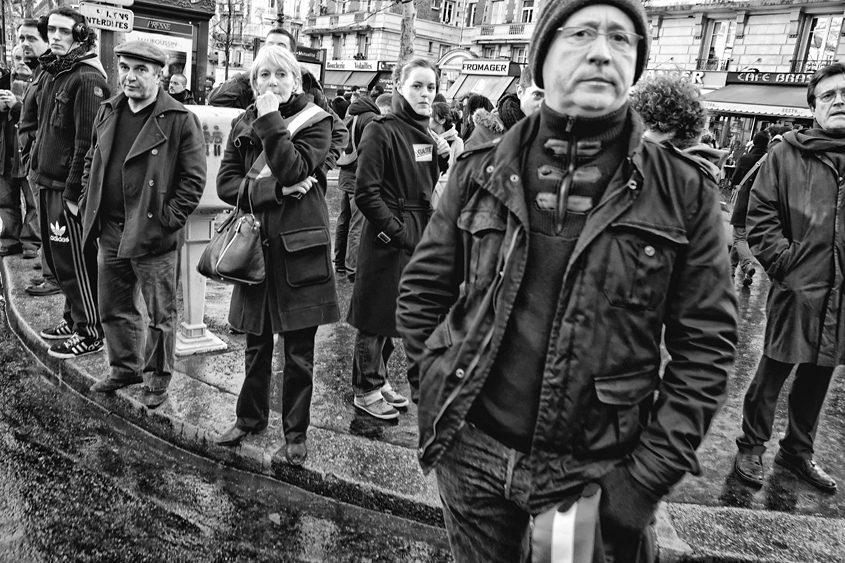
[472,108,505,136]
[680,144,731,182]
[348,94,379,117]
[80,55,108,80]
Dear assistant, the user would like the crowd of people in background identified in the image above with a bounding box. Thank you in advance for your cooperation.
[4,0,845,560]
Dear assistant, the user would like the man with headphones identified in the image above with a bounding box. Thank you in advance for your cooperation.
[30,6,109,359]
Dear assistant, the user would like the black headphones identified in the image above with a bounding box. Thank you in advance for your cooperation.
[37,14,91,44]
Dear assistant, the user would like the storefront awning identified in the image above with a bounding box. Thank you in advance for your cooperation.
[451,75,516,103]
[702,85,812,118]
[444,75,468,99]
[345,71,378,88]
[324,70,352,87]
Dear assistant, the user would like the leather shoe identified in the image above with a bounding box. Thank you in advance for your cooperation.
[139,386,168,409]
[734,453,764,486]
[25,280,61,296]
[285,440,307,466]
[775,450,837,493]
[90,375,143,393]
[215,424,267,447]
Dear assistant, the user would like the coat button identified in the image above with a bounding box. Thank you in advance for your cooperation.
[148,180,154,186]
[510,174,519,183]
[455,368,465,378]
[486,165,494,173]
[147,212,153,218]
[151,149,158,155]
[644,245,655,257]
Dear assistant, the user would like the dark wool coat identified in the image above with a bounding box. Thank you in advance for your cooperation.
[347,95,446,337]
[217,93,339,334]
[747,131,845,367]
[80,90,207,257]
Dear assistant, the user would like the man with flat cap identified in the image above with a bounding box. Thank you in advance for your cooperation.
[396,0,737,561]
[84,40,206,409]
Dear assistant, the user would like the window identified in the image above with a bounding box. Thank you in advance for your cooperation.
[521,0,534,24]
[431,0,441,9]
[429,41,434,53]
[442,1,455,25]
[310,36,322,49]
[269,0,275,8]
[357,33,369,58]
[466,3,477,27]
[513,46,527,64]
[482,46,498,58]
[440,44,451,58]
[332,35,342,59]
[490,1,505,25]
[798,14,843,72]
[699,19,735,71]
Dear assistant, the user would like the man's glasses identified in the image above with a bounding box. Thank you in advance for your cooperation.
[557,27,643,53]
[817,89,845,104]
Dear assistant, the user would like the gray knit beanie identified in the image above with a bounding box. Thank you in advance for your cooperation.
[529,0,651,89]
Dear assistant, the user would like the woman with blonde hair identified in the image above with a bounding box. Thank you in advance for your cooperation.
[215,45,338,466]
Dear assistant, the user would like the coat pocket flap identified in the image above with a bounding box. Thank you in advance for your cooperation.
[609,220,689,246]
[281,227,329,252]
[424,321,453,351]
[594,368,657,406]
[457,210,506,234]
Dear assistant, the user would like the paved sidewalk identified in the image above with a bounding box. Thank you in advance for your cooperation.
[1,179,843,562]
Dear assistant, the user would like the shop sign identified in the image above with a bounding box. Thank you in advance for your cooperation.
[642,68,705,85]
[325,60,378,71]
[378,61,396,72]
[702,100,812,118]
[727,72,814,85]
[295,46,323,65]
[133,16,194,37]
[461,59,511,75]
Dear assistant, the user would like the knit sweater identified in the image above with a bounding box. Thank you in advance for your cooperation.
[467,103,630,452]
[31,53,109,200]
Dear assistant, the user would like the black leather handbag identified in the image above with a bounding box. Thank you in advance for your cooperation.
[197,155,267,285]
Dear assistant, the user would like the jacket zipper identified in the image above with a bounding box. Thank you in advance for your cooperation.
[556,118,576,234]
[419,224,524,459]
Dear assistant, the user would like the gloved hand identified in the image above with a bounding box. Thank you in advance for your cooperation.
[598,464,661,536]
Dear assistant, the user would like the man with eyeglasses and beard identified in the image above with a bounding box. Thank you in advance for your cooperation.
[733,63,845,495]
[396,0,737,561]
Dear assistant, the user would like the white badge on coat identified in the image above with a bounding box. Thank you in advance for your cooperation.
[413,144,434,162]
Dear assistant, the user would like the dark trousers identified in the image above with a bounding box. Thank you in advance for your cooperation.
[98,220,178,389]
[29,177,54,283]
[436,423,653,563]
[737,355,834,459]
[352,330,394,397]
[39,187,102,339]
[236,315,318,444]
[333,189,351,271]
[0,175,38,250]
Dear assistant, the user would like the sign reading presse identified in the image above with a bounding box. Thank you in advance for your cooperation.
[80,1,134,33]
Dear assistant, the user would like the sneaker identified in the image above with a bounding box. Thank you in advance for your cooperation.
[381,384,409,408]
[353,395,399,420]
[48,333,104,359]
[25,280,61,296]
[139,386,169,409]
[742,266,756,287]
[40,319,74,340]
[0,245,22,256]
[22,249,37,259]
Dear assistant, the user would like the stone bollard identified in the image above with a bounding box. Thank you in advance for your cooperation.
[175,105,244,356]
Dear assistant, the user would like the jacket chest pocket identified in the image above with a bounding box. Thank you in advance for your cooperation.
[51,91,70,129]
[579,368,656,458]
[602,224,687,311]
[280,227,331,287]
[458,210,506,290]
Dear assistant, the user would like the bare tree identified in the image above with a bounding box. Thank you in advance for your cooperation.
[212,0,246,80]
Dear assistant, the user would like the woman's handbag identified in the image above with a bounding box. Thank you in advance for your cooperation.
[197,156,267,285]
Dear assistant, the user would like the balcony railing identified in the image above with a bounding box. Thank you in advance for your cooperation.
[696,58,731,71]
[791,58,836,73]
[509,24,524,35]
[329,15,339,25]
[480,25,494,36]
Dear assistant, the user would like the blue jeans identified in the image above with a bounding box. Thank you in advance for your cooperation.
[98,220,177,389]
[730,225,755,273]
[352,330,393,396]
[334,169,364,275]
[436,423,653,563]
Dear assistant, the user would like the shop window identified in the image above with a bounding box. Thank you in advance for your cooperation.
[698,19,735,71]
[466,3,477,27]
[521,0,534,24]
[794,14,843,73]
[442,1,455,25]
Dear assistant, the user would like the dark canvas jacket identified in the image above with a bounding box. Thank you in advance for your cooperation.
[730,144,767,226]
[17,64,46,172]
[80,90,206,257]
[31,53,109,201]
[396,108,737,512]
[217,94,339,334]
[746,131,845,367]
[338,94,380,174]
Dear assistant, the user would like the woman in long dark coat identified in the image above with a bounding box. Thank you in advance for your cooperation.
[347,58,449,419]
[215,45,338,465]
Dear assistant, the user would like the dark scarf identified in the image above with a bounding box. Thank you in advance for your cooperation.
[277,91,308,118]
[392,94,431,134]
[788,125,845,152]
[39,45,93,76]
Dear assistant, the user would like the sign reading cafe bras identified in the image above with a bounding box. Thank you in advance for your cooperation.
[727,72,814,85]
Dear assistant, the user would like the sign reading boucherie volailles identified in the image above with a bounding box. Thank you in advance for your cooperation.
[80,2,133,32]
[461,59,511,75]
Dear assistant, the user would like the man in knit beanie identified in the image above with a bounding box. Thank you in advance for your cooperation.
[397,1,735,562]
[30,6,109,358]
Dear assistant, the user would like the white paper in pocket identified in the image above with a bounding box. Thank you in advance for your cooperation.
[413,144,434,162]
